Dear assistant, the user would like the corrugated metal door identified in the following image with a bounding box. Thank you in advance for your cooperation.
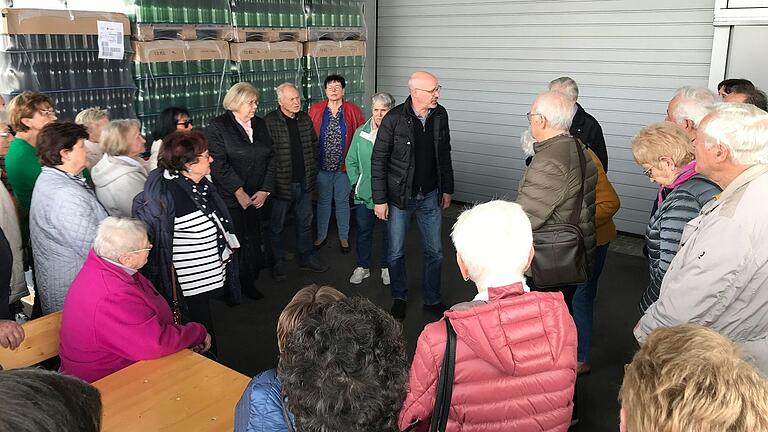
[376,0,715,234]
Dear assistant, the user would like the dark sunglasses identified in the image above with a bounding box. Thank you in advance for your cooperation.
[176,119,193,127]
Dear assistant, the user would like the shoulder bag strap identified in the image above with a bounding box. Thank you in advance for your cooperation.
[281,396,297,432]
[170,266,183,324]
[430,318,457,432]
[569,138,588,226]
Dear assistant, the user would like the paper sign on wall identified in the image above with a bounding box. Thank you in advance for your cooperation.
[97,20,124,60]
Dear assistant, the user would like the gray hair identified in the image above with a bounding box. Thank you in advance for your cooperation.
[534,91,577,130]
[223,82,259,112]
[671,86,717,128]
[276,82,299,101]
[701,102,768,165]
[370,92,395,110]
[451,200,533,289]
[549,76,579,102]
[93,217,148,262]
[99,119,141,156]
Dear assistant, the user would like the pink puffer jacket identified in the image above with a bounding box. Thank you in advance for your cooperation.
[399,283,577,432]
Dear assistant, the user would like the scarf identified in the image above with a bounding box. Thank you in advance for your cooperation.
[657,160,698,206]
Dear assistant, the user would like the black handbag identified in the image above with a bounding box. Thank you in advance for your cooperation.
[530,139,590,288]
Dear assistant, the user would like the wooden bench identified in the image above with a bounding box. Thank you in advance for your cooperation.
[0,311,62,370]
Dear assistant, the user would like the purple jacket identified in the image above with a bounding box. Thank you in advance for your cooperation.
[60,250,207,382]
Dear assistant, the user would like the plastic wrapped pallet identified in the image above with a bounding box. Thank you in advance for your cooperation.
[0,8,136,121]
[231,0,306,28]
[132,39,230,134]
[306,0,364,28]
[230,41,302,115]
[129,0,232,25]
[303,40,365,110]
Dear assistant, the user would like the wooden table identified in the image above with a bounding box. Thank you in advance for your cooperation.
[93,349,250,431]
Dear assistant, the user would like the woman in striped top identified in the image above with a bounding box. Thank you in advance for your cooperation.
[133,131,241,354]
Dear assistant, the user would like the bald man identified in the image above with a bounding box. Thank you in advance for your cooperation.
[371,71,454,321]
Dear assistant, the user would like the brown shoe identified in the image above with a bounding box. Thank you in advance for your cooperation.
[577,361,592,376]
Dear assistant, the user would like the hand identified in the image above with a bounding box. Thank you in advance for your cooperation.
[374,203,389,221]
[193,333,212,353]
[250,191,269,208]
[0,320,25,350]
[441,193,452,210]
[234,188,251,210]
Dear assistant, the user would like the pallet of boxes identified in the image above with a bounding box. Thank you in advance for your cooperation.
[0,8,136,120]
[303,0,367,110]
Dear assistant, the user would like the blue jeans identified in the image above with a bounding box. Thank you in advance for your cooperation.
[355,204,389,269]
[316,170,351,241]
[387,189,443,306]
[573,243,610,362]
[269,182,314,262]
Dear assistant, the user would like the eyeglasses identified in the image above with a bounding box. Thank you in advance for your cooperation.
[176,119,193,127]
[643,166,653,177]
[526,112,544,122]
[127,244,153,254]
[414,85,442,94]
[326,84,344,91]
[0,131,11,138]
[245,99,258,106]
[38,109,56,118]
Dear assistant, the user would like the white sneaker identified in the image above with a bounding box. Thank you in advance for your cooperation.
[349,267,370,284]
[381,268,391,285]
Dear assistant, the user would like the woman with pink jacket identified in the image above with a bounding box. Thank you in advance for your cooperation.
[400,200,577,432]
[59,217,209,383]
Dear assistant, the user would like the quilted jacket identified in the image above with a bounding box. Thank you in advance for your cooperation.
[263,109,319,200]
[638,173,720,311]
[399,283,577,432]
[30,167,108,314]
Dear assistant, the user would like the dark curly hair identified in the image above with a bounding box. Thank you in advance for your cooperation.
[278,296,408,432]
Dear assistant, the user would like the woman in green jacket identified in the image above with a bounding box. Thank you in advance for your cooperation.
[346,93,396,285]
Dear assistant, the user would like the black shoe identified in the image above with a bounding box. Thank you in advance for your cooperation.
[313,238,327,250]
[423,302,448,316]
[340,241,351,254]
[272,260,287,281]
[390,299,407,321]
[299,255,329,273]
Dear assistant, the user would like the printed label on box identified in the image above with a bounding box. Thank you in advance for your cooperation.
[97,20,124,60]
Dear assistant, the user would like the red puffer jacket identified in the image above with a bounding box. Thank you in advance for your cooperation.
[399,283,577,432]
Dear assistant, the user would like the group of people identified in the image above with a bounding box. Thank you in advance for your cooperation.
[1,68,768,432]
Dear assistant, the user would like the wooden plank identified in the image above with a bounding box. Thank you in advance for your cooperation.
[0,311,62,370]
[93,350,250,432]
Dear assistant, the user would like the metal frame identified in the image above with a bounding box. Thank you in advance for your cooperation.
[708,0,768,89]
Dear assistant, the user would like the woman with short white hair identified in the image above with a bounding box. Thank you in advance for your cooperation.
[74,107,109,169]
[91,119,148,217]
[59,216,209,383]
[399,200,577,432]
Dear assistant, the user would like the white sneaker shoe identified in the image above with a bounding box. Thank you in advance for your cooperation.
[381,268,391,285]
[349,267,370,284]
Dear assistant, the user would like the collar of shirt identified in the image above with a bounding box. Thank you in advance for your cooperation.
[472,276,531,301]
[235,116,253,143]
[411,103,432,126]
[102,257,138,275]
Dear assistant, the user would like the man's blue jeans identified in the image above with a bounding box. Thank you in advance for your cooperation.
[573,243,610,362]
[387,189,443,306]
[269,182,314,262]
[355,204,389,269]
[316,170,351,242]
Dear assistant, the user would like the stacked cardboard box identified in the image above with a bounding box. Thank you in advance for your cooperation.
[0,8,136,121]
[132,40,229,135]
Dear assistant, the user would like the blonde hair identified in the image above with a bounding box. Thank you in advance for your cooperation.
[631,122,694,167]
[7,91,54,132]
[75,108,109,133]
[276,285,346,352]
[619,325,768,432]
[100,119,141,156]
[223,82,259,112]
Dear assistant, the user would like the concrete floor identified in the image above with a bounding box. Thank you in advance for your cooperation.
[212,209,648,432]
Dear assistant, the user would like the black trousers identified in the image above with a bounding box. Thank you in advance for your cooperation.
[184,290,218,355]
[229,205,265,295]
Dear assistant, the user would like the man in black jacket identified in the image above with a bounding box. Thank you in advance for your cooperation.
[371,71,454,321]
[549,77,608,172]
[264,83,327,280]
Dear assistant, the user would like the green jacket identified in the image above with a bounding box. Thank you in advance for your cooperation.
[5,137,41,243]
[346,118,376,209]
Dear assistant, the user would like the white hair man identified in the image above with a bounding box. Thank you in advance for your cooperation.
[635,103,768,375]
[549,77,608,171]
[264,82,328,279]
[371,70,454,321]
[665,86,717,140]
[517,91,597,308]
